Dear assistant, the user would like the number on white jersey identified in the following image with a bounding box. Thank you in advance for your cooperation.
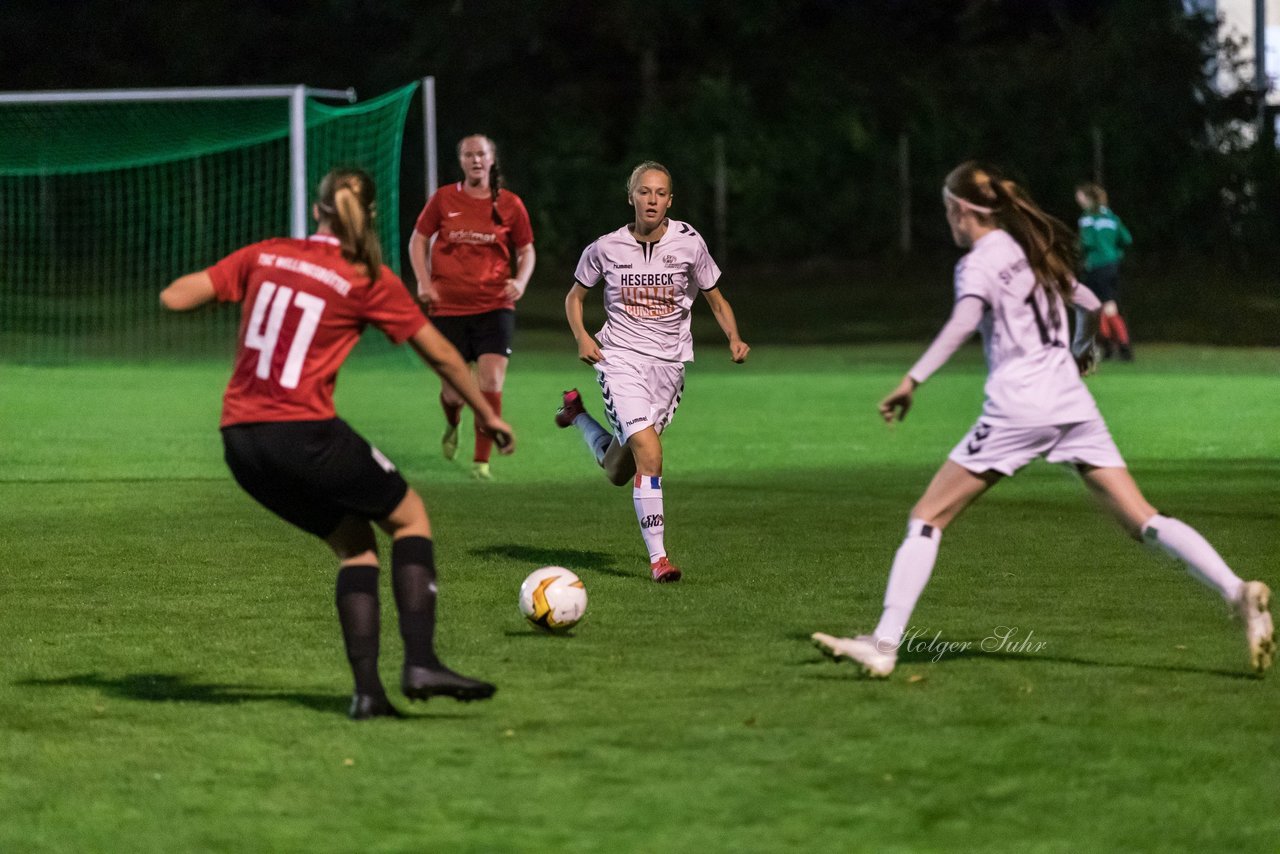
[244,281,327,389]
[1023,287,1064,349]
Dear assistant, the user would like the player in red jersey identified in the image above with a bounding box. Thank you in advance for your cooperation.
[409,134,536,480]
[160,168,516,720]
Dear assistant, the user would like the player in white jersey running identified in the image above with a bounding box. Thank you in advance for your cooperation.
[556,161,750,582]
[812,161,1273,678]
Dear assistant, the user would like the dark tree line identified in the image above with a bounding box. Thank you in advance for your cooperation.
[2,0,1273,266]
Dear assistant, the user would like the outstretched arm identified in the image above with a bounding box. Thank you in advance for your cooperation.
[702,287,749,363]
[160,272,216,311]
[408,323,515,453]
[565,283,603,365]
[878,295,984,423]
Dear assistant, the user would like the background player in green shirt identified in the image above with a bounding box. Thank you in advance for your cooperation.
[1075,181,1134,360]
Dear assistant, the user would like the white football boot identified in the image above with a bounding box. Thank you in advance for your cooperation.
[811,632,896,678]
[1237,581,1274,675]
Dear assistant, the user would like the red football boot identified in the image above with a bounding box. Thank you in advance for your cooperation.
[555,389,586,428]
[650,556,682,583]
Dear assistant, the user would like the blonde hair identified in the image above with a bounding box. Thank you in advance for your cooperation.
[316,168,382,280]
[627,160,673,195]
[944,161,1077,307]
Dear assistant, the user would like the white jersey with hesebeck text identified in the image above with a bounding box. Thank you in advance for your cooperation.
[957,229,1100,426]
[573,219,721,363]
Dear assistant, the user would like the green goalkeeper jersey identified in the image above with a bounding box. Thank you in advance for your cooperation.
[1077,206,1132,271]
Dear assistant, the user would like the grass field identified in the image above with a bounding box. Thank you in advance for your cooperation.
[2,342,1278,852]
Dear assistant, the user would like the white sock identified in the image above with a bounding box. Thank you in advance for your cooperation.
[632,474,666,562]
[1143,514,1244,602]
[873,519,942,650]
[573,413,612,465]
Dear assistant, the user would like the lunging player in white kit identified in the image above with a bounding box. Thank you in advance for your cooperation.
[812,161,1273,677]
[556,161,750,582]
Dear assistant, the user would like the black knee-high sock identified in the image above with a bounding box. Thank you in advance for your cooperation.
[391,536,441,668]
[335,564,384,695]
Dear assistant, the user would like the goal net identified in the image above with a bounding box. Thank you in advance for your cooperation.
[0,82,417,362]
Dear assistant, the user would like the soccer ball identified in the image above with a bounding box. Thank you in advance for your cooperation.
[519,566,587,632]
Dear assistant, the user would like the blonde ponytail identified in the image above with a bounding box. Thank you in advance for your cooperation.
[316,168,383,280]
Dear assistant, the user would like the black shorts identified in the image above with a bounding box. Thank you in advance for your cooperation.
[221,419,409,539]
[431,308,515,362]
[1082,263,1120,304]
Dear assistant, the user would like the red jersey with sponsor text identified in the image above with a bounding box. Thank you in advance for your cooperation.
[413,183,534,317]
[208,234,426,427]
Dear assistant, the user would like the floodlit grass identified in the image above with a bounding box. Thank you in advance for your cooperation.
[1,344,1277,852]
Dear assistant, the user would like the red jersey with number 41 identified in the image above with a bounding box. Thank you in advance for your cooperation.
[208,234,426,427]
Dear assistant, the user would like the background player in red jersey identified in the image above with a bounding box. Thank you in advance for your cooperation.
[409,134,535,480]
[160,168,515,720]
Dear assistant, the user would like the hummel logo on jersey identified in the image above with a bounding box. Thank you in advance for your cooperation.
[625,416,646,426]
[612,263,633,269]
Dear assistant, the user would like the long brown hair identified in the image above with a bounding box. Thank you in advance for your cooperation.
[944,161,1077,306]
[316,168,382,280]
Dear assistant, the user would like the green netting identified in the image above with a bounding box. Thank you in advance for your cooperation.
[0,82,418,362]
[306,84,417,275]
[0,99,291,176]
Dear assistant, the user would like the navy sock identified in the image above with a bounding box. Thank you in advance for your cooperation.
[392,537,441,668]
[335,564,383,695]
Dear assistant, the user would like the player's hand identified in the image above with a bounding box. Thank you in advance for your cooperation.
[577,335,603,365]
[728,338,750,363]
[419,279,445,308]
[480,416,516,455]
[1072,340,1099,377]
[878,376,918,423]
[502,278,526,301]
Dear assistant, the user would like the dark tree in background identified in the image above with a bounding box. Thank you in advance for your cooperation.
[0,0,1269,267]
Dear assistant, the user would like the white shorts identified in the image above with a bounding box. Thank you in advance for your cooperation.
[948,417,1126,476]
[594,351,685,443]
